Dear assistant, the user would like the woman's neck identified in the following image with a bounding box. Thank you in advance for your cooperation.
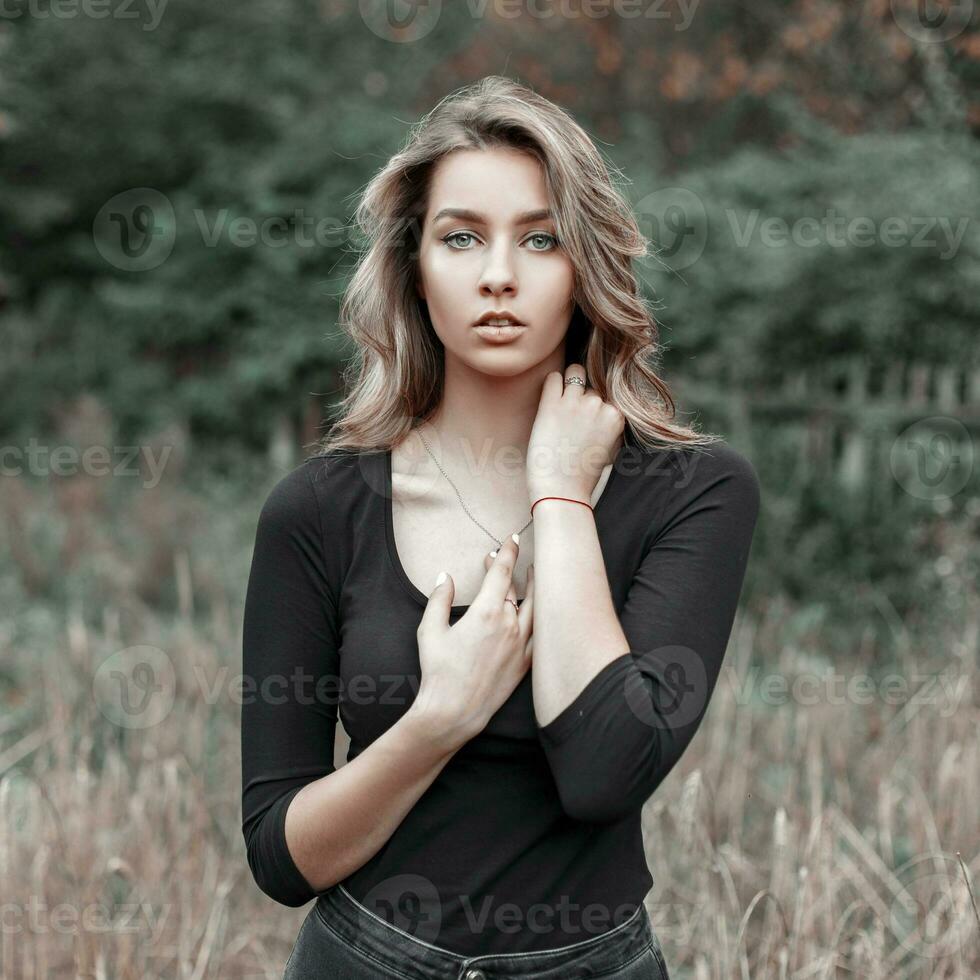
[421,347,566,481]
[414,421,530,498]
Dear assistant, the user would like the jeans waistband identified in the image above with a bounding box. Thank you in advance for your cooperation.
[315,883,655,980]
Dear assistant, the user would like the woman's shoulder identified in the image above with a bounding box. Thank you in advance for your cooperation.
[664,439,759,489]
[257,449,382,526]
[300,447,381,487]
[628,438,761,521]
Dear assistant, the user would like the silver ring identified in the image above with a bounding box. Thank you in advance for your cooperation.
[505,598,519,613]
[563,376,586,388]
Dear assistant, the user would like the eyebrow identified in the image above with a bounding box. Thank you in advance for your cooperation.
[431,207,553,225]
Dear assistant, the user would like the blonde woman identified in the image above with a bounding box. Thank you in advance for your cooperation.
[241,76,760,979]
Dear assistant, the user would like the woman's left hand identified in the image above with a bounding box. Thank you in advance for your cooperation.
[526,365,626,503]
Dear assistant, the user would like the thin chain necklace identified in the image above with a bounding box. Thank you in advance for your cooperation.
[416,426,533,549]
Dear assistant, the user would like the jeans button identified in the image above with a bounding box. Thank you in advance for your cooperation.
[464,971,486,980]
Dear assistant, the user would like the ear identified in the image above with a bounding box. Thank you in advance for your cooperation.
[416,278,425,300]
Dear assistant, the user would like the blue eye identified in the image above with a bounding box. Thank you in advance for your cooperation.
[525,232,557,251]
[442,232,478,249]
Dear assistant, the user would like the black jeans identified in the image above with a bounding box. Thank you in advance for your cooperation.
[282,883,671,979]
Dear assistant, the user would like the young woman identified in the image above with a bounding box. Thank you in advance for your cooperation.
[241,76,760,979]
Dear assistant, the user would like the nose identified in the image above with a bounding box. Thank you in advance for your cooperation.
[478,240,517,297]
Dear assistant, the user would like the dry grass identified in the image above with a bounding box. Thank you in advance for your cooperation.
[1,462,977,979]
[642,593,979,978]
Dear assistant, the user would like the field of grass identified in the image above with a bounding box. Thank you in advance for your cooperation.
[1,455,977,979]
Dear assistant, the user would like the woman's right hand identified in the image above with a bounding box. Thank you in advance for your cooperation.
[412,534,534,749]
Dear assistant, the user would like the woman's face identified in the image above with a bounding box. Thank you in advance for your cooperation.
[416,147,576,375]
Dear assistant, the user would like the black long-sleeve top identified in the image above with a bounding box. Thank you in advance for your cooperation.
[240,432,761,956]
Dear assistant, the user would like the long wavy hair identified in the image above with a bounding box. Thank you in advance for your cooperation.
[314,75,719,457]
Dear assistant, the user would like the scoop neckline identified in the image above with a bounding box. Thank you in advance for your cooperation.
[383,441,626,615]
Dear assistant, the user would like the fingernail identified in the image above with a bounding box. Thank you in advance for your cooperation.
[490,550,498,559]
[435,571,447,587]
[511,533,520,545]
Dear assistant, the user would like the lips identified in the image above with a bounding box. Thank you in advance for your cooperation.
[473,323,527,344]
[473,311,525,327]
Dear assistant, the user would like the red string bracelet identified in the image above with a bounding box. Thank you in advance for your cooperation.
[530,495,594,518]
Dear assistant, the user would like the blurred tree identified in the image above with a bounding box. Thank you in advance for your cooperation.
[0,0,464,448]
